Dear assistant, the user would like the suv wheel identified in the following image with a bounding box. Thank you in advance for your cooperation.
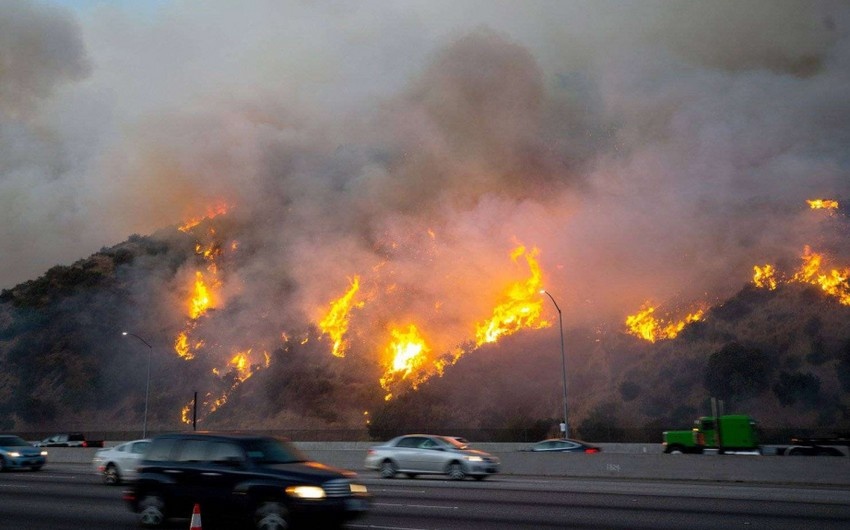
[138,494,166,527]
[254,501,289,530]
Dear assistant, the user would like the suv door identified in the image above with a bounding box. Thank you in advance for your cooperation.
[196,441,249,511]
[168,438,212,513]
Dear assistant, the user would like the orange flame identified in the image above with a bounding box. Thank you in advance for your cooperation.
[380,324,431,400]
[753,264,778,290]
[807,199,839,210]
[178,202,231,232]
[189,271,215,319]
[173,331,204,360]
[319,276,364,357]
[475,246,549,345]
[625,303,704,343]
[754,245,850,305]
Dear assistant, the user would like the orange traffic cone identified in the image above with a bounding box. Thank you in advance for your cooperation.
[189,503,202,529]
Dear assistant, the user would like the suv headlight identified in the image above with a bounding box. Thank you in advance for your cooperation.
[285,485,326,499]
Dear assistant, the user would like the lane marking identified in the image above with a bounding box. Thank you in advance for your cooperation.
[374,502,459,510]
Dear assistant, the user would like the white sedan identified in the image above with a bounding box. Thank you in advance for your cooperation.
[91,439,150,485]
[365,434,500,480]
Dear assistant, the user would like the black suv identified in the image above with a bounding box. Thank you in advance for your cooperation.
[123,432,369,528]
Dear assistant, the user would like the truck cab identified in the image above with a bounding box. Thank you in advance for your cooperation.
[663,415,759,454]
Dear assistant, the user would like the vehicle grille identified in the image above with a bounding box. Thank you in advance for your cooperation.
[323,479,352,497]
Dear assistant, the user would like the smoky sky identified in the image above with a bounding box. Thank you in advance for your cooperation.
[3,0,850,333]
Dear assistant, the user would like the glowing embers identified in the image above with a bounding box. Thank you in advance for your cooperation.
[474,246,549,346]
[181,349,271,425]
[625,304,705,343]
[754,246,850,305]
[319,276,364,357]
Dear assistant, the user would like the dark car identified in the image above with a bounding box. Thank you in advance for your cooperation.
[0,435,47,471]
[123,432,369,529]
[525,438,601,453]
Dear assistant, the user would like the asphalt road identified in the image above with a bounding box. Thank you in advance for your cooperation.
[1,464,849,529]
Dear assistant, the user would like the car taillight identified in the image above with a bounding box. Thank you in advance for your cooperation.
[584,448,599,454]
[82,441,88,447]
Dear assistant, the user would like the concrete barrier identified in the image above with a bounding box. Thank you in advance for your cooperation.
[46,442,850,486]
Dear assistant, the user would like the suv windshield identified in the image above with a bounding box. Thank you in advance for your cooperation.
[243,438,308,464]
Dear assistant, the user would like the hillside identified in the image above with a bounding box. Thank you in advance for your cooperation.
[2,227,849,440]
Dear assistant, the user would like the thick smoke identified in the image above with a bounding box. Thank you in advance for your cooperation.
[3,1,850,425]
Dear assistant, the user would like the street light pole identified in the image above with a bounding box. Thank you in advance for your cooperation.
[541,290,569,439]
[122,332,152,438]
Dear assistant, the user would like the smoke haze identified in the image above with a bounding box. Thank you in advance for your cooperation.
[3,1,850,420]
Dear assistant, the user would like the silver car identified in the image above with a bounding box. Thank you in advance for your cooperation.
[92,439,150,485]
[364,434,500,480]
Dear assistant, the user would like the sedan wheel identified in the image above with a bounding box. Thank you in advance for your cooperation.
[447,462,466,481]
[138,494,166,527]
[254,501,289,530]
[103,464,121,485]
[379,460,397,479]
[0,457,7,472]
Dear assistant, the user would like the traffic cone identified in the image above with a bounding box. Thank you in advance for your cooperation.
[189,503,202,529]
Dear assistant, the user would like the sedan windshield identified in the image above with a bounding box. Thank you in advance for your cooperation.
[0,436,30,447]
[243,438,308,464]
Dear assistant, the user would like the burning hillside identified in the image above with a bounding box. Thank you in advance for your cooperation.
[1,2,850,435]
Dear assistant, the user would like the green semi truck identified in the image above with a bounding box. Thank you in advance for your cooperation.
[662,415,849,456]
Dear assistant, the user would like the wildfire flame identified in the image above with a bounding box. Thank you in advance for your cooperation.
[625,303,705,343]
[754,245,850,305]
[178,202,231,232]
[807,199,839,211]
[753,264,778,290]
[379,324,431,400]
[475,246,549,345]
[318,276,364,357]
[189,271,216,319]
[375,244,549,399]
[182,349,272,424]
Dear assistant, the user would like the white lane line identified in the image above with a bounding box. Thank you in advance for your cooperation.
[347,523,428,530]
[374,502,459,510]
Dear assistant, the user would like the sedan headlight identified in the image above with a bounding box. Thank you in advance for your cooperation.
[285,485,326,499]
[465,456,483,462]
[8,451,21,458]
[40,451,48,456]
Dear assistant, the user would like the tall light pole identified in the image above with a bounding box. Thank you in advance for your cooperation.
[122,332,152,438]
[541,290,569,439]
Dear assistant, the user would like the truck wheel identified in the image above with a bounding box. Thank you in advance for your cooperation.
[665,445,684,454]
[253,501,289,530]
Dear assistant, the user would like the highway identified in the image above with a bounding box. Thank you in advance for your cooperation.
[2,464,849,529]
